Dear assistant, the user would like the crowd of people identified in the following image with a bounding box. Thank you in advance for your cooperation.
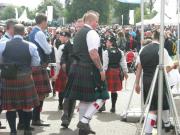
[0,10,180,135]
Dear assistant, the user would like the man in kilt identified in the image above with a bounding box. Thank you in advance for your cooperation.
[0,24,40,135]
[135,30,177,134]
[60,22,84,128]
[0,19,23,130]
[29,13,52,126]
[64,11,109,135]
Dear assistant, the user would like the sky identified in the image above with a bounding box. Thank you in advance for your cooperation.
[0,0,65,10]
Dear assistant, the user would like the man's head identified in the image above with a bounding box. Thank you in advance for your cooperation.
[14,24,25,36]
[5,19,17,36]
[75,18,84,32]
[35,13,48,30]
[83,10,99,30]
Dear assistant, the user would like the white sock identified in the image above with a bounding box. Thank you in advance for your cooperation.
[145,113,157,134]
[162,110,170,127]
[79,102,91,121]
[81,99,105,124]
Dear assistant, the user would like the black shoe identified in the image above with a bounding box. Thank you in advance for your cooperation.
[24,130,32,135]
[10,132,17,135]
[58,105,63,110]
[0,125,6,129]
[165,124,174,133]
[61,119,69,128]
[98,104,106,113]
[32,120,50,126]
[77,121,96,134]
[110,108,115,113]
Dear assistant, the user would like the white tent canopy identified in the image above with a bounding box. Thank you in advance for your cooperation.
[18,9,33,23]
[136,0,178,25]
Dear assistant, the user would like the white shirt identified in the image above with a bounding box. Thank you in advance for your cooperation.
[34,26,52,55]
[85,24,100,51]
[103,49,128,72]
[55,44,65,75]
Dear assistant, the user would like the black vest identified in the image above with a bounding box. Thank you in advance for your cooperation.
[108,48,122,68]
[73,26,93,64]
[3,38,31,72]
[140,43,159,77]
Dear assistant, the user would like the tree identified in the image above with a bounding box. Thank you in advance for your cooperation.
[0,5,16,20]
[36,0,64,20]
[134,2,157,23]
[65,0,111,24]
[113,1,138,25]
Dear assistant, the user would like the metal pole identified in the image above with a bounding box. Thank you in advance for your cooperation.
[157,0,165,134]
[141,0,144,42]
[177,0,180,61]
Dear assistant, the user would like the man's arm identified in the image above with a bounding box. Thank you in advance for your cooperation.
[89,49,103,70]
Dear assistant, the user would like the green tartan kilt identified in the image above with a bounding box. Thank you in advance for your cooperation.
[64,63,109,102]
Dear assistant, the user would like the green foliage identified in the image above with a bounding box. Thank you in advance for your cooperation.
[113,1,138,25]
[0,5,16,20]
[134,3,157,23]
[36,0,64,19]
[65,0,111,24]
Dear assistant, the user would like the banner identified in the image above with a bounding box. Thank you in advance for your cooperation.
[47,6,53,22]
[129,10,135,25]
[117,0,140,4]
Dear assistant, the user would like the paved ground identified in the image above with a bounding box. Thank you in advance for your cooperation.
[0,73,180,135]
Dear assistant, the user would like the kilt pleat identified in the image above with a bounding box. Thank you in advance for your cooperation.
[106,68,122,92]
[32,66,51,95]
[64,63,109,102]
[55,68,67,92]
[1,72,39,110]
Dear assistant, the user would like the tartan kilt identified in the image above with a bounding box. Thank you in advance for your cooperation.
[106,68,122,92]
[64,63,109,102]
[55,68,67,93]
[1,72,39,110]
[32,66,51,96]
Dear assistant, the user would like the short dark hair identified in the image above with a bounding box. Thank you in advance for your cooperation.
[35,13,47,24]
[14,24,25,35]
[6,19,17,30]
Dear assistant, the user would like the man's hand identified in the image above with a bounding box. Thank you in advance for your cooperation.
[135,84,140,94]
[62,64,66,72]
[100,71,106,81]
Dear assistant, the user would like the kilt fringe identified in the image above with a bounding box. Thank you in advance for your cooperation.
[55,69,67,93]
[64,64,109,102]
[32,66,51,95]
[1,72,39,110]
[106,68,122,92]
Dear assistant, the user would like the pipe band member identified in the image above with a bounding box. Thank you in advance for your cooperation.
[103,34,128,113]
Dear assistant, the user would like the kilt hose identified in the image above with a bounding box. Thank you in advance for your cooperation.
[106,68,122,92]
[143,75,169,111]
[64,63,109,102]
[32,66,51,101]
[1,72,39,110]
[55,68,67,93]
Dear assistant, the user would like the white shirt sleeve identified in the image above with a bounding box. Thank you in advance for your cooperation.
[0,41,6,64]
[120,50,128,72]
[55,44,65,75]
[102,50,109,71]
[35,31,52,55]
[28,42,40,66]
[163,48,173,66]
[86,30,100,52]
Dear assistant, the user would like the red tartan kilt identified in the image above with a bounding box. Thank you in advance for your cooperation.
[55,69,67,92]
[1,73,40,110]
[106,68,122,92]
[32,66,51,95]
